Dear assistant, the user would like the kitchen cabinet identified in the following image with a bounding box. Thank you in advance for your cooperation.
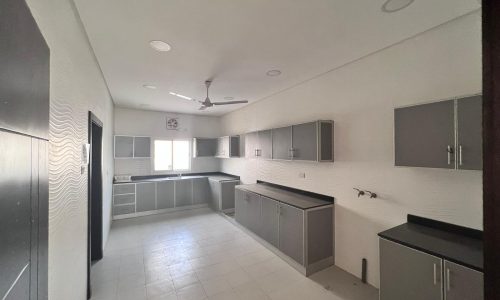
[134,136,151,158]
[209,179,221,210]
[193,138,217,157]
[235,189,248,227]
[272,126,292,160]
[113,183,136,216]
[292,122,318,161]
[235,189,261,234]
[220,180,239,211]
[394,95,482,170]
[456,95,482,170]
[245,132,260,158]
[114,136,134,158]
[279,203,304,265]
[175,179,192,207]
[260,196,279,247]
[258,130,273,159]
[230,136,240,157]
[380,238,442,300]
[193,178,210,205]
[216,136,230,157]
[444,260,483,300]
[156,181,175,209]
[136,182,156,212]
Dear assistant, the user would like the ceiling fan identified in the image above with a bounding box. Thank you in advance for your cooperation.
[171,80,248,110]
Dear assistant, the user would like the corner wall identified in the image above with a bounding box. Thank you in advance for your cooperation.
[25,0,115,299]
[220,12,482,287]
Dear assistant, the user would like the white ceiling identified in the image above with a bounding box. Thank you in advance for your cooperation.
[74,0,480,116]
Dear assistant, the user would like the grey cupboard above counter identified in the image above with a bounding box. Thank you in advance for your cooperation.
[378,214,483,300]
[114,135,151,158]
[112,172,240,219]
[193,135,241,158]
[234,181,334,276]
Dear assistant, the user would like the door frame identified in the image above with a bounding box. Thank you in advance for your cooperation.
[87,112,104,299]
[483,0,500,298]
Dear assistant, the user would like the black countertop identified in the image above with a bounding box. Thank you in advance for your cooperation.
[114,172,239,184]
[236,181,334,210]
[378,215,483,272]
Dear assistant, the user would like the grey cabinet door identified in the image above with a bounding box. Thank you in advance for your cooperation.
[279,203,304,265]
[246,192,262,235]
[193,138,217,157]
[134,137,151,158]
[380,238,442,300]
[115,136,134,158]
[395,100,455,168]
[113,183,135,195]
[209,180,220,210]
[235,189,247,227]
[136,182,156,212]
[260,196,279,248]
[444,261,483,300]
[258,130,273,159]
[319,121,334,161]
[292,122,318,161]
[157,181,175,209]
[457,96,482,170]
[230,136,240,157]
[220,181,239,210]
[175,179,193,207]
[272,126,292,160]
[193,178,210,205]
[245,132,259,158]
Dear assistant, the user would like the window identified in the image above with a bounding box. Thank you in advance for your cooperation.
[154,140,190,171]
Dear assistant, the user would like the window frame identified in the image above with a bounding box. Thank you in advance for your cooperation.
[152,138,191,174]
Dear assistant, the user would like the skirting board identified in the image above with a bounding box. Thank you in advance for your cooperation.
[113,204,209,220]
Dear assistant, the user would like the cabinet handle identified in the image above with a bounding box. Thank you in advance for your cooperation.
[446,268,451,291]
[433,263,437,285]
[289,148,295,158]
[447,145,453,165]
[459,145,463,166]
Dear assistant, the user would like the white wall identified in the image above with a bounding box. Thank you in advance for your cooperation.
[25,0,115,299]
[114,107,221,175]
[220,12,482,288]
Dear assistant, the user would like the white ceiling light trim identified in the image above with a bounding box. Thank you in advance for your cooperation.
[169,92,193,101]
[382,0,415,13]
[266,70,282,77]
[149,40,172,52]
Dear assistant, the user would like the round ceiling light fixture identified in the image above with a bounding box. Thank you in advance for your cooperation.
[266,70,282,77]
[381,0,414,13]
[143,84,157,89]
[149,40,172,52]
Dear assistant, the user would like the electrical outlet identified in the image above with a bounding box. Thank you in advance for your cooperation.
[299,172,306,178]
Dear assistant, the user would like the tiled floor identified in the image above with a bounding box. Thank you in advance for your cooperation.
[90,208,378,300]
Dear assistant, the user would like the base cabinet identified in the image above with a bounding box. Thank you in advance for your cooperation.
[260,197,279,248]
[278,203,304,265]
[136,182,156,212]
[380,238,483,300]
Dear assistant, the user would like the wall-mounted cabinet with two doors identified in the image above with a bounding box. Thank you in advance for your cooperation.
[114,135,151,158]
[395,95,482,170]
[193,136,240,158]
[246,120,334,162]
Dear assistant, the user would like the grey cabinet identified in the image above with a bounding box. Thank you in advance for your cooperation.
[395,100,455,169]
[318,121,334,161]
[230,136,240,157]
[133,137,151,158]
[115,136,134,158]
[157,181,175,209]
[113,183,136,216]
[457,96,482,170]
[258,130,273,159]
[444,260,483,300]
[292,122,318,161]
[113,183,135,195]
[235,189,261,234]
[279,203,304,265]
[193,138,217,157]
[175,179,192,207]
[394,96,482,170]
[220,181,239,210]
[235,189,248,227]
[272,126,292,160]
[380,238,443,300]
[193,178,210,205]
[245,132,260,158]
[260,197,279,247]
[136,182,156,212]
[209,179,221,210]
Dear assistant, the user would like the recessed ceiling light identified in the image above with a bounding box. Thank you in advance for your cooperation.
[381,0,414,13]
[266,70,282,77]
[143,84,157,89]
[224,96,234,100]
[149,40,172,52]
[169,91,193,101]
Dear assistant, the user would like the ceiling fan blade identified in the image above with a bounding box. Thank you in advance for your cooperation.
[212,100,249,106]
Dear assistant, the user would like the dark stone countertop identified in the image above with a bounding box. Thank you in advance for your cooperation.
[378,215,483,272]
[113,172,239,184]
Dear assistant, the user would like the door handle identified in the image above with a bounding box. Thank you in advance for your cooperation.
[459,145,463,166]
[447,145,454,165]
[433,263,437,285]
[446,268,451,291]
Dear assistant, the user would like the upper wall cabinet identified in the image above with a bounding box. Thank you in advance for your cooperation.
[217,136,240,158]
[193,138,217,157]
[114,135,151,158]
[394,95,482,170]
[245,120,334,162]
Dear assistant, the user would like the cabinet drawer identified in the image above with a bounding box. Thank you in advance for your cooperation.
[113,194,135,205]
[113,204,135,216]
[113,184,135,195]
